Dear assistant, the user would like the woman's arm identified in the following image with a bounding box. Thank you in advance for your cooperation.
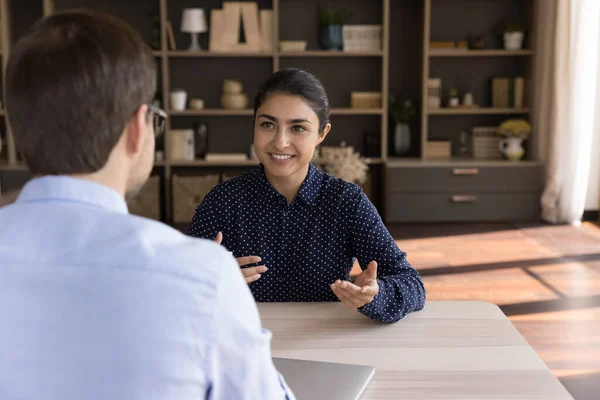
[348,190,426,323]
[187,188,226,241]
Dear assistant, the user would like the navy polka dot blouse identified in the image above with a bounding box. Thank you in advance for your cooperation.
[187,163,426,323]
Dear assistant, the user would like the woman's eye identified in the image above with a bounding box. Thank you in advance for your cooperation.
[291,125,307,132]
[260,121,274,129]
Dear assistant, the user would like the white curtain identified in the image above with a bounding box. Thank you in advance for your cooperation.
[534,0,600,224]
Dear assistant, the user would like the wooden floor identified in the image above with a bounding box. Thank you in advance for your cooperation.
[387,222,600,400]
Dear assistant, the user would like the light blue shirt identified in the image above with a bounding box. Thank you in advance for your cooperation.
[0,176,294,400]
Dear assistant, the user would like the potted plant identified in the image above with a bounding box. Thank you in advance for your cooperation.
[497,119,532,161]
[502,20,527,50]
[389,95,416,156]
[318,7,352,50]
[448,88,460,107]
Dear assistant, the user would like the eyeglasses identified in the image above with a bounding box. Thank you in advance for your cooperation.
[146,103,168,137]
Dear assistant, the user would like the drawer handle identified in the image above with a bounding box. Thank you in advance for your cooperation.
[453,168,479,176]
[452,195,477,203]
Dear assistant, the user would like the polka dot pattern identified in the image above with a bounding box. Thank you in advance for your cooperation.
[187,163,426,323]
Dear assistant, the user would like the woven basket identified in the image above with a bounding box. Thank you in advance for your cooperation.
[171,174,220,223]
[127,176,161,220]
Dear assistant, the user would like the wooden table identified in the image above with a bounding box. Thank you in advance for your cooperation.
[258,301,574,400]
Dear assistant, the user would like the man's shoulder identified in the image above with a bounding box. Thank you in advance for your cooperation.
[122,214,234,283]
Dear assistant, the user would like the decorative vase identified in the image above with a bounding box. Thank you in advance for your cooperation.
[221,93,248,109]
[498,137,525,161]
[394,123,411,156]
[319,25,343,50]
[503,31,524,50]
[170,89,187,111]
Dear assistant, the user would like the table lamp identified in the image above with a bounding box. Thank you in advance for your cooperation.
[181,8,207,51]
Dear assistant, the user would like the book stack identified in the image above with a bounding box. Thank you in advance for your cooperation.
[343,25,382,52]
[472,126,501,159]
[426,140,451,159]
[427,78,442,109]
[491,77,525,108]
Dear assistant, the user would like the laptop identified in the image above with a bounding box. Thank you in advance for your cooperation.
[273,357,375,400]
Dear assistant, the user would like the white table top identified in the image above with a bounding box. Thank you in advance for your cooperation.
[258,301,574,399]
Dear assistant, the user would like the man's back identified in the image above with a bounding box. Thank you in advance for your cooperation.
[0,176,291,399]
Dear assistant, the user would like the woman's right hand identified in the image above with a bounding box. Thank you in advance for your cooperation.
[214,232,268,284]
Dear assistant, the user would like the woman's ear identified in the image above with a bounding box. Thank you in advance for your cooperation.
[317,123,331,145]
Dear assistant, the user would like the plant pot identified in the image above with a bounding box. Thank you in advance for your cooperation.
[319,25,343,50]
[394,123,411,156]
[503,31,524,50]
[498,136,525,161]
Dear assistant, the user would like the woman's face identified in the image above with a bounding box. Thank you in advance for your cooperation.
[253,94,330,182]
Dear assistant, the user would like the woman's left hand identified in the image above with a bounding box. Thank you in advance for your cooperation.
[330,261,379,309]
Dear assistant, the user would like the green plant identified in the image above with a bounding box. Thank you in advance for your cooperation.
[389,95,415,124]
[318,7,352,26]
[448,88,459,98]
[503,20,527,33]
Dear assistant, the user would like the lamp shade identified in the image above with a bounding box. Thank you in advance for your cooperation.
[181,8,207,33]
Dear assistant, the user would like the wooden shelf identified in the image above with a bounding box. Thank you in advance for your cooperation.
[386,158,542,167]
[330,108,383,115]
[152,50,163,57]
[279,50,384,57]
[429,49,533,57]
[169,158,382,167]
[168,109,383,117]
[168,109,253,116]
[167,51,273,58]
[0,162,28,171]
[170,159,259,167]
[428,107,531,115]
[363,158,383,165]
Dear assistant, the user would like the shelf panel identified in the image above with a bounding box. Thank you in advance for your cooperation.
[0,162,28,171]
[170,160,259,167]
[169,158,382,167]
[279,51,384,58]
[429,49,533,57]
[168,109,254,116]
[152,51,163,57]
[386,158,542,168]
[428,108,531,115]
[330,108,383,115]
[167,51,273,58]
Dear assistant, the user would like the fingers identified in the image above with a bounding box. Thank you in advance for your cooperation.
[331,279,378,308]
[236,256,262,266]
[241,265,268,277]
[245,273,262,284]
[365,260,378,280]
[331,284,363,310]
[214,231,223,244]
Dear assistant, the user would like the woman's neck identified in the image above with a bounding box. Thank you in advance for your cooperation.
[265,164,309,205]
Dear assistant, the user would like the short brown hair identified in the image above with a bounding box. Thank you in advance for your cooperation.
[5,9,157,175]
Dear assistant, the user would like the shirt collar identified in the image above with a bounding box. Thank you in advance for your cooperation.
[16,175,129,214]
[251,163,323,206]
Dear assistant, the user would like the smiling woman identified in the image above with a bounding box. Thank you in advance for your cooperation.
[186,68,426,323]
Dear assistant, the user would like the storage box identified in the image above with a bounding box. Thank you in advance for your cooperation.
[127,176,161,220]
[472,126,501,159]
[279,40,307,52]
[343,25,382,52]
[350,92,382,109]
[171,174,220,223]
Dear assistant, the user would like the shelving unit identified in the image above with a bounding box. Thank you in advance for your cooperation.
[0,0,390,223]
[0,0,546,224]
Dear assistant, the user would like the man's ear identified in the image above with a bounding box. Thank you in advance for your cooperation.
[317,123,331,146]
[125,104,149,155]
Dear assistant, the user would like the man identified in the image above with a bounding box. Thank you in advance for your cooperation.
[0,10,293,400]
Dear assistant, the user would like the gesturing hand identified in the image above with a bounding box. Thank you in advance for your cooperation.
[330,261,379,310]
[214,231,267,283]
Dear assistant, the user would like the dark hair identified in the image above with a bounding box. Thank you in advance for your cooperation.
[253,68,330,133]
[5,9,157,175]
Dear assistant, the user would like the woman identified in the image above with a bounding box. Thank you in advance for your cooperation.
[187,68,425,323]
